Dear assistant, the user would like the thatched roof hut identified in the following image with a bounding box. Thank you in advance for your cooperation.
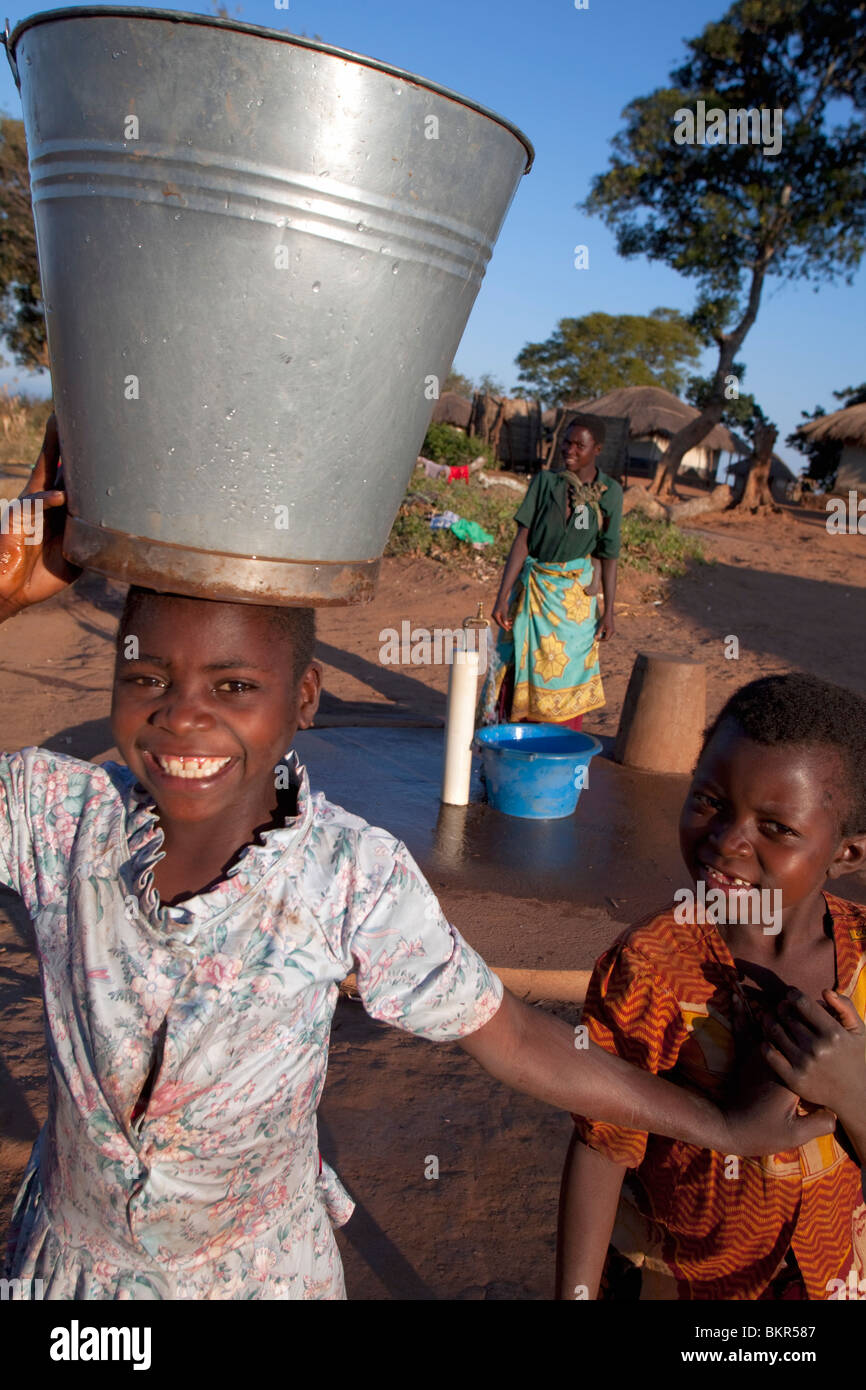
[569,385,743,455]
[727,453,794,482]
[796,405,866,491]
[796,403,866,446]
[431,391,473,431]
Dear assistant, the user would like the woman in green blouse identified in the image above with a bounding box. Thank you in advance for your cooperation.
[480,414,622,731]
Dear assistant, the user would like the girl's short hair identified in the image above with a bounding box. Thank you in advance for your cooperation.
[117,587,316,688]
[700,673,866,835]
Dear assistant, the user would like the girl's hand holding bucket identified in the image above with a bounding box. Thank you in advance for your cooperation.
[0,413,81,616]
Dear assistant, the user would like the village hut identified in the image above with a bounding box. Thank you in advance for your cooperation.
[726,452,796,503]
[565,385,746,484]
[795,404,866,491]
[430,391,473,432]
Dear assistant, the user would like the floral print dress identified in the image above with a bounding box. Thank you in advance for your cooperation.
[1,748,503,1299]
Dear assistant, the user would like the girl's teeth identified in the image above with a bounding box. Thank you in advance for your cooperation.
[705,865,751,887]
[155,755,231,779]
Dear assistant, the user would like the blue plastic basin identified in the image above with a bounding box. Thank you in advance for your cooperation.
[473,724,602,819]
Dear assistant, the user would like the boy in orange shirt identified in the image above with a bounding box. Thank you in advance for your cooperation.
[558,674,866,1300]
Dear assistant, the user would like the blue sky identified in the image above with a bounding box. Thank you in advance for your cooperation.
[1,0,863,469]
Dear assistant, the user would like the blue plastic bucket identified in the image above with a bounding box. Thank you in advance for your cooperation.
[473,724,602,819]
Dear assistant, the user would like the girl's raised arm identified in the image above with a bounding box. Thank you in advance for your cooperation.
[458,987,834,1160]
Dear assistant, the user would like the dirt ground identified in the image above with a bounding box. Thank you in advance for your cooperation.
[1,494,865,1298]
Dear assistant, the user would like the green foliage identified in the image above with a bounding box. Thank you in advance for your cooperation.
[581,2,866,484]
[443,369,475,397]
[585,4,866,303]
[619,513,707,577]
[477,372,506,397]
[421,422,494,469]
[442,370,514,398]
[833,382,866,408]
[515,308,703,407]
[0,119,48,370]
[685,363,769,438]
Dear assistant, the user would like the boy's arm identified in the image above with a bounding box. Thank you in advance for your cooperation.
[459,988,834,1157]
[556,1133,626,1300]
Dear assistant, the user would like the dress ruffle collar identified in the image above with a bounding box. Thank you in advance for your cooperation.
[107,750,313,931]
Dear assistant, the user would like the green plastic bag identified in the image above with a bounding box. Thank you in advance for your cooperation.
[450,517,494,545]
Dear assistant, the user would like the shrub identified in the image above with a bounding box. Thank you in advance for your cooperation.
[620,513,706,576]
[421,422,495,470]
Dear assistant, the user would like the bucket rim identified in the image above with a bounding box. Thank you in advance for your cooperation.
[474,728,603,761]
[5,5,534,173]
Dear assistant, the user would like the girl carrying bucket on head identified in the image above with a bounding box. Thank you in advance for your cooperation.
[480,413,621,732]
[1,421,829,1300]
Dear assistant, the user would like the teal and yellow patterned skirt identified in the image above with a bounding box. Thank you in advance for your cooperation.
[478,555,604,724]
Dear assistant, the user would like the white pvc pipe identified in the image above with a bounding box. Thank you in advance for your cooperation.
[441,649,480,806]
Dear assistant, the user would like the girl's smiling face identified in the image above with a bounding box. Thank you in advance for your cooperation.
[111,594,319,829]
[679,719,866,920]
[562,425,602,475]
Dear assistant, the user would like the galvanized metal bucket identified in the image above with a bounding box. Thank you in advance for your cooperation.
[5,7,532,604]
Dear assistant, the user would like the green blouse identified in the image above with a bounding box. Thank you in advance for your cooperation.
[514,468,623,562]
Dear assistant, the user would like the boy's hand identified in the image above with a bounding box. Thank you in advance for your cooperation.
[721,1069,834,1157]
[762,989,866,1159]
[0,413,80,614]
[721,990,834,1155]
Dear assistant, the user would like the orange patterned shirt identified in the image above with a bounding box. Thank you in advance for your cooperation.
[574,892,866,1300]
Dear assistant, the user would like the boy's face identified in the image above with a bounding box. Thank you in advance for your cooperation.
[111,594,319,826]
[679,720,866,916]
[562,425,602,475]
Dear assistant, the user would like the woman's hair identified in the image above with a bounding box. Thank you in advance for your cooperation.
[116,586,316,688]
[565,412,606,448]
[700,673,866,835]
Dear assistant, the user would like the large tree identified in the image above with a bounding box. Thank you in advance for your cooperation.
[584,0,866,499]
[443,369,476,397]
[515,307,702,406]
[0,117,48,370]
[685,361,769,439]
